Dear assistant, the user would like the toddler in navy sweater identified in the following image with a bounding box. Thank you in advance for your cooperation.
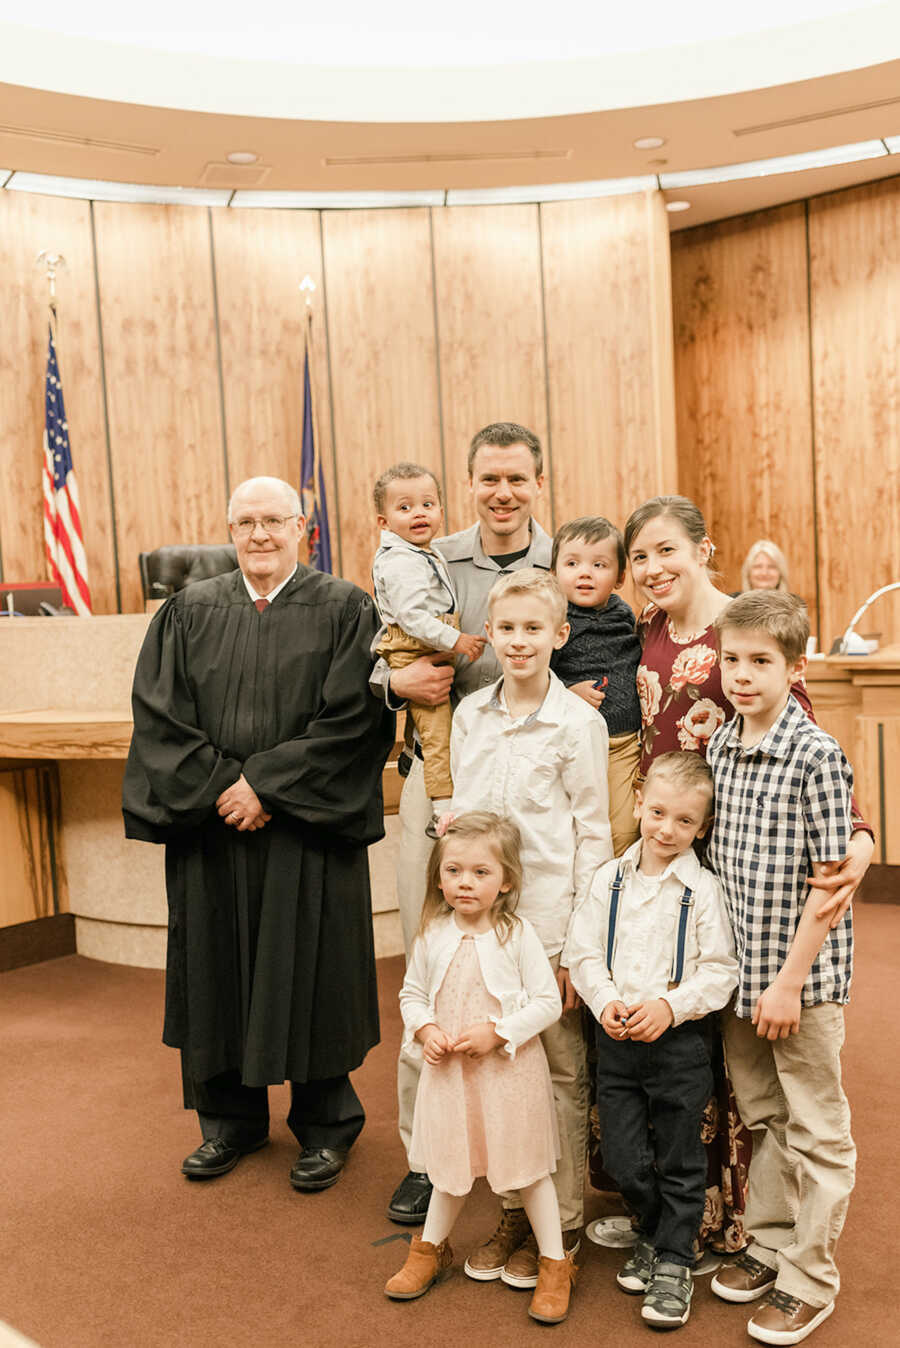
[551,517,642,856]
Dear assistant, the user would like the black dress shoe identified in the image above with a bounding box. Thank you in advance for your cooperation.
[289,1147,348,1191]
[387,1170,433,1224]
[181,1134,268,1179]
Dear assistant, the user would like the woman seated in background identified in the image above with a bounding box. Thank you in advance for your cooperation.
[740,538,789,592]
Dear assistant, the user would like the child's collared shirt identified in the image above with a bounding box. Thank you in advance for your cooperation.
[707,694,854,1019]
[565,840,738,1026]
[450,670,613,956]
[372,528,458,652]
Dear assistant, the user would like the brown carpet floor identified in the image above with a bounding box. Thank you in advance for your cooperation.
[2,901,897,1348]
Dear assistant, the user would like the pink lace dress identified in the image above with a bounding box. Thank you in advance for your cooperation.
[409,936,559,1196]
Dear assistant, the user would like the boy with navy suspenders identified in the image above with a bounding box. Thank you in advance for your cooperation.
[566,750,738,1331]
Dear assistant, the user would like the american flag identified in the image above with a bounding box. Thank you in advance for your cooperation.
[300,338,332,572]
[42,316,92,615]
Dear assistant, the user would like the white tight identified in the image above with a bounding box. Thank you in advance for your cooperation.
[422,1174,564,1260]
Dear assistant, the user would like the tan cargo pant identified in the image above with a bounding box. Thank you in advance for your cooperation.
[722,1003,856,1307]
[608,730,641,856]
[377,618,458,799]
[395,755,588,1230]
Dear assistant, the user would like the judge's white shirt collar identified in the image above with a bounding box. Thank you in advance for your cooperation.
[242,565,298,606]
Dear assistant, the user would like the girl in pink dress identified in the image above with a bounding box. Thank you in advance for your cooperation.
[384,812,575,1325]
[618,495,874,1252]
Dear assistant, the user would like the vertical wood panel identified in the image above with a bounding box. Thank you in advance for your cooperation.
[670,204,818,627]
[322,209,441,591]
[0,193,117,612]
[0,767,60,928]
[210,207,339,569]
[809,178,900,649]
[431,204,551,532]
[541,191,677,540]
[93,203,227,612]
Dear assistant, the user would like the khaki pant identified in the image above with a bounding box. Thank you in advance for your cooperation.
[722,1003,856,1306]
[608,731,641,857]
[395,756,588,1230]
[377,619,458,799]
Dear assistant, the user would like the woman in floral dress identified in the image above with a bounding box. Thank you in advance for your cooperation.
[616,494,874,1252]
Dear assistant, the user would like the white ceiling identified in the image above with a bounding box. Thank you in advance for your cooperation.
[3,3,900,121]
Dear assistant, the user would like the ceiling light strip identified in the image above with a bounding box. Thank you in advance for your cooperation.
[660,140,887,189]
[446,176,657,206]
[884,136,900,154]
[5,172,231,206]
[230,188,445,208]
[0,169,12,189]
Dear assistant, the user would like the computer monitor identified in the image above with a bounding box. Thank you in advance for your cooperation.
[0,582,71,616]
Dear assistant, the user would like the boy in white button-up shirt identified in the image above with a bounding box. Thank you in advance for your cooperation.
[449,568,613,1284]
[566,750,737,1332]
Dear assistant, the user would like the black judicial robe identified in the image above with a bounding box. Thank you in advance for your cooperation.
[122,566,395,1088]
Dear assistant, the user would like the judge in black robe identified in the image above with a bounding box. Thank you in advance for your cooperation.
[122,477,394,1187]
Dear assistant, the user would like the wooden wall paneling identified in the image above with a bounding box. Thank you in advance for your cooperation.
[541,190,677,608]
[0,193,117,611]
[809,179,900,650]
[321,209,442,591]
[210,208,340,570]
[92,203,227,612]
[431,204,551,533]
[670,204,818,627]
[541,193,676,528]
[0,766,61,929]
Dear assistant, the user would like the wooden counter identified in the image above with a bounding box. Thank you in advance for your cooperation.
[807,646,900,863]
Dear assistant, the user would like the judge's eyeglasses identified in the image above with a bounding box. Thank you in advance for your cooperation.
[230,514,298,537]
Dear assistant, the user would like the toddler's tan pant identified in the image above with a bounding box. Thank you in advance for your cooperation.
[377,616,458,800]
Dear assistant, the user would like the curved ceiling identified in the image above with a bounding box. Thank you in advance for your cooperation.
[3,3,900,122]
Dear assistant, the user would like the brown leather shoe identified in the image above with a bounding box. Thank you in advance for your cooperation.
[464,1208,531,1281]
[748,1290,834,1344]
[502,1227,581,1289]
[711,1251,778,1303]
[385,1234,453,1300]
[528,1251,577,1324]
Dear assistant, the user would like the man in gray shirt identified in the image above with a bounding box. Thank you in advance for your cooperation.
[377,423,552,1226]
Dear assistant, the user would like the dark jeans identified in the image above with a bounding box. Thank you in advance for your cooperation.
[594,1018,713,1266]
[182,1061,366,1152]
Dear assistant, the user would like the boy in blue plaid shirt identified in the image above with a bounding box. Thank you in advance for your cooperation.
[706,592,855,1348]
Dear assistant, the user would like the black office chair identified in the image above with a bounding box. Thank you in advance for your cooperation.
[138,544,239,602]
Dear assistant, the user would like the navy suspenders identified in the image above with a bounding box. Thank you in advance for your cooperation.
[605,863,695,987]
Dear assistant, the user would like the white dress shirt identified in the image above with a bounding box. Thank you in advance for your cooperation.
[400,911,562,1061]
[450,671,613,956]
[242,565,298,605]
[565,840,738,1027]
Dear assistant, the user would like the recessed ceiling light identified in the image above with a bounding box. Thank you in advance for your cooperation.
[634,136,667,151]
[666,200,691,212]
[226,151,259,165]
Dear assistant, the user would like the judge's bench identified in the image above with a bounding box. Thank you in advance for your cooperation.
[0,613,405,971]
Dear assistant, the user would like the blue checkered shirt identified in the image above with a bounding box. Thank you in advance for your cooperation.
[707,694,854,1019]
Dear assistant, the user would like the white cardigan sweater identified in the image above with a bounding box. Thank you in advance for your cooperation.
[400,912,562,1061]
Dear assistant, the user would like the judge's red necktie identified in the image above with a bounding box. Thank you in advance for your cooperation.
[254,599,268,612]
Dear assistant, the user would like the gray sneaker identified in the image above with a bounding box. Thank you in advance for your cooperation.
[641,1261,693,1329]
[616,1239,657,1294]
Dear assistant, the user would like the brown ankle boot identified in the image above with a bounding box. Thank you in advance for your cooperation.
[385,1234,453,1300]
[528,1250,577,1324]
